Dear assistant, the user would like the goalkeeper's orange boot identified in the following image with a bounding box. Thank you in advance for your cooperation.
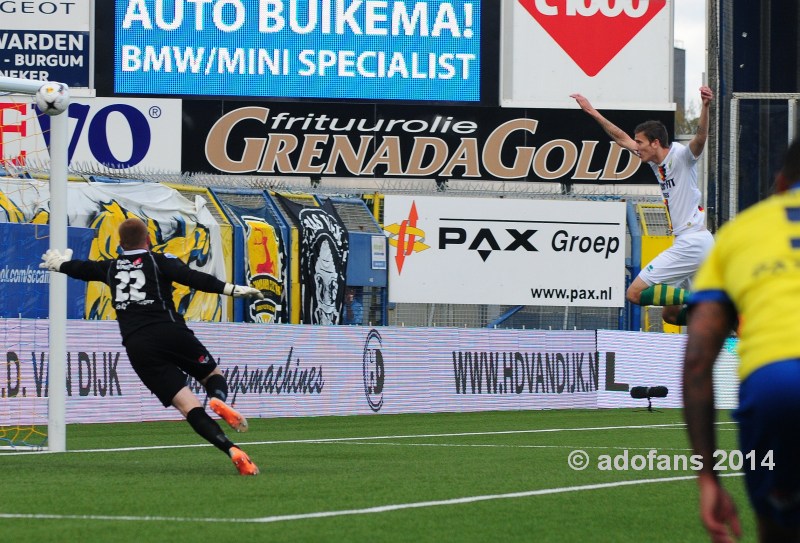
[229,446,259,476]
[209,398,249,433]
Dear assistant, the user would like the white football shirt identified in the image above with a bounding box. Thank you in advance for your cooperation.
[648,142,706,236]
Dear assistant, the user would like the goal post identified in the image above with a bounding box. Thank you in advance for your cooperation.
[0,76,70,452]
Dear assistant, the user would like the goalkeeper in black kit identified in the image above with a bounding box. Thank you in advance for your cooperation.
[40,218,263,476]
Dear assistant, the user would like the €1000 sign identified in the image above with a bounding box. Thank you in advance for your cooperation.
[518,0,667,76]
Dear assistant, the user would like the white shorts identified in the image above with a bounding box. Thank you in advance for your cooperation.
[638,229,715,289]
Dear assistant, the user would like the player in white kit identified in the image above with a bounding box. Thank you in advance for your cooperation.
[571,86,715,325]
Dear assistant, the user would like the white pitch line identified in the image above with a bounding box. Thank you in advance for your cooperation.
[0,473,743,525]
[0,421,735,457]
[324,442,695,452]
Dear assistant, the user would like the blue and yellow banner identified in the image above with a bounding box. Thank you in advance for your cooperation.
[0,223,95,318]
[0,178,228,322]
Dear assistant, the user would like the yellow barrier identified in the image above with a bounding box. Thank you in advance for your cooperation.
[636,204,681,334]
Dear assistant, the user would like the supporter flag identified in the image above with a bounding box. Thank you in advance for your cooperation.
[241,215,286,323]
[276,195,349,325]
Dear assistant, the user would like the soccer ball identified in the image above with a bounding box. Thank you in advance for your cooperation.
[35,83,70,116]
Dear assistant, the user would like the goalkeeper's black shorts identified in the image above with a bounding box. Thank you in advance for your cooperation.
[123,323,218,407]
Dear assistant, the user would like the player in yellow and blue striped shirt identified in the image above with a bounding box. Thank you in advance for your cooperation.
[684,137,800,542]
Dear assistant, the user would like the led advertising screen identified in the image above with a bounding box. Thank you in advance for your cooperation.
[113,0,481,102]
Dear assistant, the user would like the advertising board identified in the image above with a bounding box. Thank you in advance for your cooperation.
[500,0,673,110]
[0,96,182,171]
[112,0,482,102]
[182,100,670,183]
[383,195,627,306]
[1,321,738,426]
[0,0,93,87]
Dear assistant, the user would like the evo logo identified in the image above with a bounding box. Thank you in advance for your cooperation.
[518,0,667,76]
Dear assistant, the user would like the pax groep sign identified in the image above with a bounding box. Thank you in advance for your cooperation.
[501,0,672,109]
[114,0,481,102]
[383,195,626,306]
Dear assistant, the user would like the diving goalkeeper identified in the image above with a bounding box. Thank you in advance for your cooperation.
[40,217,262,476]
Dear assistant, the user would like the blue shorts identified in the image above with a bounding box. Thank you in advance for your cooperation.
[734,360,800,526]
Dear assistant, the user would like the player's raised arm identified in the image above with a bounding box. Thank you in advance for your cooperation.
[571,93,638,153]
[689,86,713,158]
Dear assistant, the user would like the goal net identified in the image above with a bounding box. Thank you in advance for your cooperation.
[0,76,70,451]
[0,94,49,175]
[728,92,800,219]
[0,319,49,449]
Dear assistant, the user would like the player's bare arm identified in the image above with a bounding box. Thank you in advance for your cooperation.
[683,300,741,541]
[571,93,637,153]
[697,472,742,543]
[683,300,735,473]
[689,86,714,158]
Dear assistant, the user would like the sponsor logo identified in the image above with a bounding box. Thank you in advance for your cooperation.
[383,201,430,273]
[203,107,641,182]
[518,0,667,76]
[452,350,600,394]
[362,329,385,412]
[439,225,619,263]
[0,30,88,86]
[190,347,325,403]
[2,350,123,399]
[451,350,629,395]
[440,227,538,262]
[0,98,180,171]
[0,1,81,16]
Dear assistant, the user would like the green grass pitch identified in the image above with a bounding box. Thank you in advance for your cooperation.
[0,409,754,542]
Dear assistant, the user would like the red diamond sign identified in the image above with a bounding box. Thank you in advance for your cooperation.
[518,0,667,77]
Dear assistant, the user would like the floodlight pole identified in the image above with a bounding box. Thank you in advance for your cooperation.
[47,100,69,453]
